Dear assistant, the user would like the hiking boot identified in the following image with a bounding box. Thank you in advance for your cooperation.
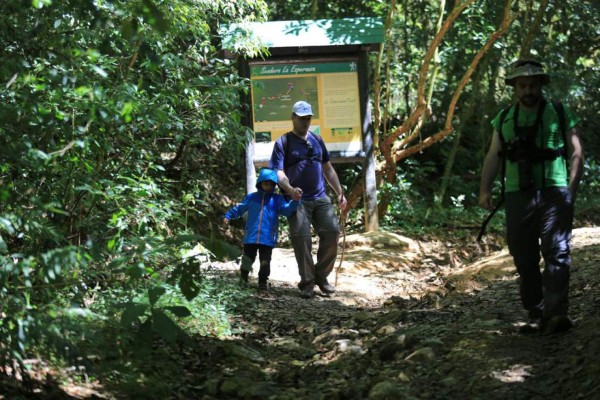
[239,270,249,286]
[317,281,336,294]
[258,280,268,292]
[300,285,315,299]
[541,315,573,334]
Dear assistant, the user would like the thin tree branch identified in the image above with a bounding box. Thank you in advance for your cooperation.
[380,0,476,181]
[394,0,516,161]
[520,0,549,56]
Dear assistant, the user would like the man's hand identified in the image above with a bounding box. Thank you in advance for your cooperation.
[478,190,494,211]
[223,218,229,225]
[337,193,347,211]
[291,187,303,201]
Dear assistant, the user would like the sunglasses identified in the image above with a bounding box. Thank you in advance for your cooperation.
[306,141,313,157]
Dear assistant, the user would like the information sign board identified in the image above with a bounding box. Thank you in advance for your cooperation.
[249,59,363,162]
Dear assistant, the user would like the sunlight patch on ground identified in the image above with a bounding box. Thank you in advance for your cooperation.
[490,364,533,383]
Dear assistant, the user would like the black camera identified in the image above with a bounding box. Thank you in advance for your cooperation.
[506,125,537,190]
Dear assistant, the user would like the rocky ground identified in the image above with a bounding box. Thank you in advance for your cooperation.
[3,228,599,399]
[185,227,600,400]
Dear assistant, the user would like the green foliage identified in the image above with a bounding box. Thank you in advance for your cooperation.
[266,0,378,20]
[95,276,250,345]
[18,274,252,399]
[0,0,267,372]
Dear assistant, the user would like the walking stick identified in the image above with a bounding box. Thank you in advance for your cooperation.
[334,208,348,286]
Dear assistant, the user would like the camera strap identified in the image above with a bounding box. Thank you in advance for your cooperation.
[512,98,547,144]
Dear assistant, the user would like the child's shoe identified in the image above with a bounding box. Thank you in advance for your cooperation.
[239,270,249,286]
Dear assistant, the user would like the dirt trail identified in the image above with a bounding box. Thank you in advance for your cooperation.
[10,228,596,399]
[198,227,600,399]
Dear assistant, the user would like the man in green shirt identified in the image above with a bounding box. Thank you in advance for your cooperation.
[479,58,584,334]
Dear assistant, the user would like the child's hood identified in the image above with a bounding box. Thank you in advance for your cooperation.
[256,168,278,192]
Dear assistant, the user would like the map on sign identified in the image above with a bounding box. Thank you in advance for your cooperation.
[252,78,319,122]
[249,60,363,162]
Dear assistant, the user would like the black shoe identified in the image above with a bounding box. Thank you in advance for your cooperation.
[300,285,315,299]
[258,281,268,292]
[542,315,573,334]
[528,308,543,320]
[239,270,249,286]
[297,281,307,290]
[317,281,336,294]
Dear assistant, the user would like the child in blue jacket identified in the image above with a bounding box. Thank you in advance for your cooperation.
[223,168,300,291]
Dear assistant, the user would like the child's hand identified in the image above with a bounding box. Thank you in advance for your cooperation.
[291,187,303,201]
[223,218,229,225]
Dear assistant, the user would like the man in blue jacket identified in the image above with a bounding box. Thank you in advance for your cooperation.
[223,168,300,291]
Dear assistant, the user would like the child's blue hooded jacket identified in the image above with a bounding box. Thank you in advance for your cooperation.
[224,169,299,247]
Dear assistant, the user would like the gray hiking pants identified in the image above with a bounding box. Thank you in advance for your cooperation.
[288,196,340,287]
[505,186,573,319]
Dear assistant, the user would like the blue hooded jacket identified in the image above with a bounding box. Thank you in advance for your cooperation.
[224,169,299,247]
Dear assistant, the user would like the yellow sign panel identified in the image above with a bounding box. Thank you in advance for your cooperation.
[249,60,362,162]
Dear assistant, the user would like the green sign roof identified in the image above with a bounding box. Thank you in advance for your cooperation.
[221,17,383,52]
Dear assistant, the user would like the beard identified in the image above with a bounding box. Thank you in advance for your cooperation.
[519,93,541,108]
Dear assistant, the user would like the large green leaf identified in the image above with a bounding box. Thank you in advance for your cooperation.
[121,302,149,327]
[0,234,7,254]
[148,286,166,306]
[164,305,192,318]
[151,309,182,344]
[179,274,200,301]
[199,235,242,261]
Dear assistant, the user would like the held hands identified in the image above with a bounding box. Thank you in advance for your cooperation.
[291,187,303,201]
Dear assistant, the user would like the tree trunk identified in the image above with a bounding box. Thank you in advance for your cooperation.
[435,56,485,207]
[310,0,318,19]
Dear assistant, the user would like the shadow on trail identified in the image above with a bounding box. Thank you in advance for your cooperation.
[195,238,600,400]
[376,240,600,400]
[4,234,599,399]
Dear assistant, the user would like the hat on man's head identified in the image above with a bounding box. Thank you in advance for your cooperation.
[505,58,550,87]
[292,101,314,117]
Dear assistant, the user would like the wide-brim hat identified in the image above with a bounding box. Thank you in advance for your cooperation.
[505,58,550,87]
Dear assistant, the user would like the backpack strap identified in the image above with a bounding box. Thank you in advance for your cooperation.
[551,100,566,137]
[282,131,323,170]
[281,131,291,169]
[496,104,511,197]
[551,99,568,165]
[496,105,511,157]
[312,132,327,156]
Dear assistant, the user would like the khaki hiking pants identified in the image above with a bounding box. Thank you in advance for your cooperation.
[288,196,340,287]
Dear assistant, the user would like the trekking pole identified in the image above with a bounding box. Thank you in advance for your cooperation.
[477,197,504,242]
[334,208,348,286]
